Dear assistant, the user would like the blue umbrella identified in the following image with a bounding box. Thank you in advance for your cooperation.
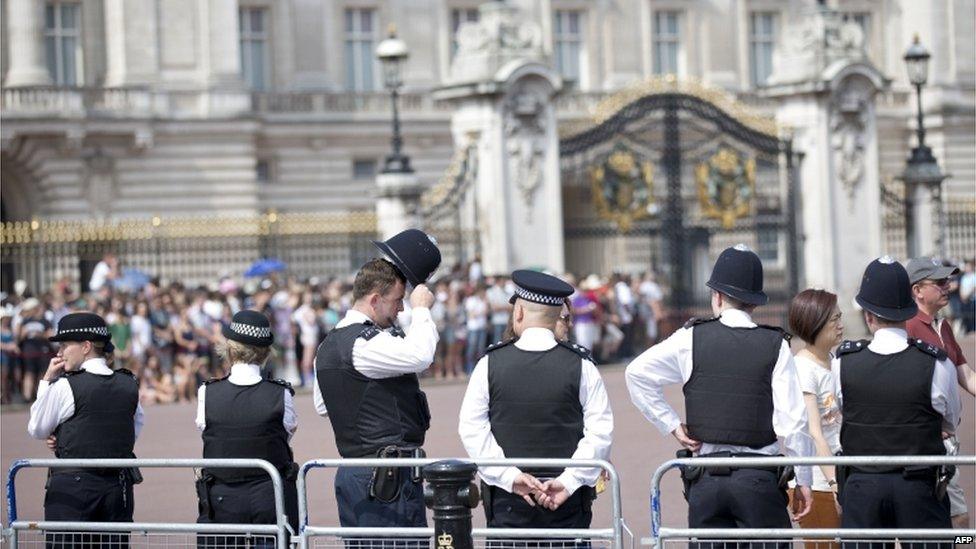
[114,267,152,292]
[245,258,287,278]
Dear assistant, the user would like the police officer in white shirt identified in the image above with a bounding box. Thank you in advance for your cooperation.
[195,310,298,547]
[27,312,145,547]
[313,229,440,531]
[625,245,814,545]
[832,258,960,545]
[459,269,613,531]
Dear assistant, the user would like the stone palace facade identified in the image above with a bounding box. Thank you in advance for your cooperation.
[1,0,973,291]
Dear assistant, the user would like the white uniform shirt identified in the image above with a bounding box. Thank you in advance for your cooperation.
[458,327,614,496]
[195,363,298,439]
[831,327,960,433]
[313,308,438,417]
[28,358,146,441]
[624,309,814,486]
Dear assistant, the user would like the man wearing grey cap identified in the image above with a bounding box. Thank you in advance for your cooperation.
[905,257,973,530]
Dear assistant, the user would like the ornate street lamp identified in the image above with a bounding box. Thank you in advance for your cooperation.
[900,35,947,258]
[376,26,413,174]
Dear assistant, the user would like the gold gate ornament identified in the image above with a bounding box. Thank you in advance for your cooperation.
[589,147,655,232]
[695,148,756,229]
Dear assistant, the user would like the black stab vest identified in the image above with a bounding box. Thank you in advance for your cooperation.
[839,344,945,459]
[683,319,782,448]
[55,370,138,460]
[202,378,293,482]
[487,342,584,477]
[315,323,431,457]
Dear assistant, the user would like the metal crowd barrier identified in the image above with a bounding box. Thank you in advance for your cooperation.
[4,458,292,548]
[646,455,976,549]
[298,458,632,549]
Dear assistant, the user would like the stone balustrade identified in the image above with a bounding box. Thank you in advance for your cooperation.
[0,87,640,119]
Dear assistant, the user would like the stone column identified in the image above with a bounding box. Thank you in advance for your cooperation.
[766,3,887,333]
[435,1,565,274]
[4,0,52,87]
[375,172,425,241]
[103,0,159,87]
[207,0,243,87]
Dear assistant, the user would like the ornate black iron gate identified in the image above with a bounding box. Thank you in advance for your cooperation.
[559,80,800,326]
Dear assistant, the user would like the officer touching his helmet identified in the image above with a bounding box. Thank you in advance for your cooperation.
[625,245,814,545]
[27,312,145,548]
[195,309,299,548]
[314,228,441,531]
[833,257,960,545]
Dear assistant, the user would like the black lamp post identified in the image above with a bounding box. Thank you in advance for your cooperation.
[900,35,947,258]
[377,26,413,174]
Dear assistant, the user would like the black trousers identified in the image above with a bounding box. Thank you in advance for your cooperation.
[483,484,594,549]
[687,468,791,549]
[197,476,299,549]
[840,471,951,549]
[334,466,427,549]
[44,470,134,549]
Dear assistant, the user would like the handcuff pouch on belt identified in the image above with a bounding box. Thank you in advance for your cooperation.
[194,469,217,520]
[676,450,702,501]
[369,446,425,503]
[935,465,955,500]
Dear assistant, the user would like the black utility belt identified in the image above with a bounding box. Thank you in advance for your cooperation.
[372,446,425,459]
[51,467,124,477]
[696,452,781,475]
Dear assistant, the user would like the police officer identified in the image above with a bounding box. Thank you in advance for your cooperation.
[195,310,299,548]
[625,245,814,541]
[313,228,440,530]
[833,257,960,542]
[27,312,145,548]
[458,270,613,531]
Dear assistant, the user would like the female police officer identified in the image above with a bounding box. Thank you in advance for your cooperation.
[28,311,145,547]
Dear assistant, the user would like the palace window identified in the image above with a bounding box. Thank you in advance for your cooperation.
[450,8,480,59]
[44,1,82,86]
[553,10,584,87]
[352,159,377,180]
[344,8,377,91]
[749,12,776,87]
[652,11,680,76]
[239,7,270,91]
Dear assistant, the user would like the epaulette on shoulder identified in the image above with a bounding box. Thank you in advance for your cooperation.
[266,377,295,395]
[910,338,947,361]
[485,338,515,353]
[204,375,229,385]
[836,339,869,357]
[557,339,595,362]
[683,316,718,329]
[757,324,792,342]
[60,369,83,378]
[358,324,382,341]
[115,368,136,378]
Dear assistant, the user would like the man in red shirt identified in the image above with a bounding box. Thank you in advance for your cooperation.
[906,256,973,529]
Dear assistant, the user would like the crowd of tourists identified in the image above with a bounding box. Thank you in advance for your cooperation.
[1,253,673,405]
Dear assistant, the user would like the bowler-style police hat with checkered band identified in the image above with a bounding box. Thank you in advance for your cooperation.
[222,310,274,347]
[49,312,112,343]
[508,270,574,307]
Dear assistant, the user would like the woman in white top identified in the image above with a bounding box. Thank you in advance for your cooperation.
[787,289,844,545]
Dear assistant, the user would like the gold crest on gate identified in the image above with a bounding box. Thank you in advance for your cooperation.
[589,145,655,232]
[695,148,756,229]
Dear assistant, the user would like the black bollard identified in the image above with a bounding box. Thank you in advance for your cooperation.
[423,460,479,549]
